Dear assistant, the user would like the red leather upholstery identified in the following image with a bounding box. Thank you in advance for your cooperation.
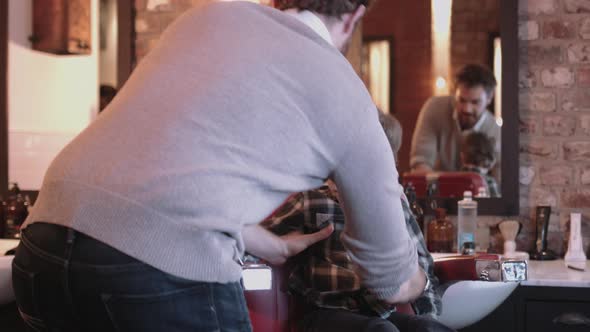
[437,172,487,198]
[401,172,488,199]
[244,263,292,332]
[433,253,500,283]
[244,254,498,331]
[401,173,429,198]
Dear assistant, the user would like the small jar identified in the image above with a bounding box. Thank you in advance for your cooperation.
[3,183,30,239]
[427,208,455,253]
[461,241,476,255]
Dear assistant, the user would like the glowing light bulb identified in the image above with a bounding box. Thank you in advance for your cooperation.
[435,76,447,90]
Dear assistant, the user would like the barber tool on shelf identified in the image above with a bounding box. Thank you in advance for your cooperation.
[530,206,556,260]
[499,220,529,260]
[476,257,527,282]
[564,212,587,271]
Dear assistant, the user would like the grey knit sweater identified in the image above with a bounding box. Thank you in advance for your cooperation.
[24,2,417,300]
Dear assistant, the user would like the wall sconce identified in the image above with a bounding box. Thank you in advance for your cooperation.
[362,38,392,114]
[431,0,452,95]
[493,37,503,126]
[30,0,92,55]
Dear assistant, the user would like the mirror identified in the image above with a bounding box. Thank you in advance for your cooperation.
[0,1,517,214]
[0,0,132,200]
[361,0,518,214]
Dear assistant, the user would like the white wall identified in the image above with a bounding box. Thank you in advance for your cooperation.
[8,0,99,190]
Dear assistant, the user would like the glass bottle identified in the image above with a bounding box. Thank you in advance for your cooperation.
[457,190,477,253]
[4,183,30,239]
[404,183,424,234]
[427,208,454,253]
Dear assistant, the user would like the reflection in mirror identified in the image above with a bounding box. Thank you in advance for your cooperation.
[1,0,132,198]
[361,0,518,214]
[362,38,392,114]
[99,0,118,112]
[7,0,100,191]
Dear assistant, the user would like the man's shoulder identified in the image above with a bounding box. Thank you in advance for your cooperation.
[417,96,454,130]
[480,113,501,138]
[423,95,454,111]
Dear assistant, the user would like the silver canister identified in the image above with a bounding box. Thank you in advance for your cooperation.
[476,258,527,282]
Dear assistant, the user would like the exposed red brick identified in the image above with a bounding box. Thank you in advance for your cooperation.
[579,115,590,135]
[577,67,590,86]
[520,116,539,135]
[564,141,590,161]
[563,90,590,111]
[520,44,563,65]
[519,0,558,16]
[543,115,575,136]
[539,165,573,185]
[520,140,557,159]
[565,0,590,13]
[562,189,590,208]
[542,20,576,39]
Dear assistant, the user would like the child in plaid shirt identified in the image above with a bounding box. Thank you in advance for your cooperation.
[260,112,455,332]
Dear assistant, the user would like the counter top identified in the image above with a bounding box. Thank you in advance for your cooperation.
[0,239,18,255]
[431,253,590,288]
[522,259,590,288]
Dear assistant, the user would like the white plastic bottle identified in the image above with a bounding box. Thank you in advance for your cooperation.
[457,190,477,253]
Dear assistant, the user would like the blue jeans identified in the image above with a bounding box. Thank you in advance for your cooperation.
[12,223,252,332]
[302,309,456,332]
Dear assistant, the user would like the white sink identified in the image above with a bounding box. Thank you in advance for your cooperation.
[0,239,19,255]
[0,239,18,305]
[0,255,14,305]
[432,253,520,329]
[437,280,518,329]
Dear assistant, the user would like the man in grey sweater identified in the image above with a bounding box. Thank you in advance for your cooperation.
[410,64,501,175]
[12,1,425,331]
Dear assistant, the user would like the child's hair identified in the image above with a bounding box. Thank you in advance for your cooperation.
[461,132,496,169]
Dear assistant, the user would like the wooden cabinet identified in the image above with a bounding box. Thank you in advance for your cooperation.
[459,286,590,332]
[526,300,590,332]
[520,287,590,332]
[31,0,91,55]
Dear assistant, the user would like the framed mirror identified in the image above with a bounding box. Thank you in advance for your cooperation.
[362,0,518,215]
[0,1,133,201]
[362,37,394,115]
[1,1,517,215]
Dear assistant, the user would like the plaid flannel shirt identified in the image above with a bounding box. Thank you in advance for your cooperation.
[259,186,442,318]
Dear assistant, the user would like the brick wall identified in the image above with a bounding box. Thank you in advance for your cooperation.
[451,0,500,75]
[132,0,590,257]
[518,0,590,256]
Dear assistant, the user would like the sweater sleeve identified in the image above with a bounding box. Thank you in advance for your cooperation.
[410,97,439,169]
[331,105,419,300]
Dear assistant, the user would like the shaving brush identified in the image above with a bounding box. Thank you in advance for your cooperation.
[499,220,528,260]
[499,220,519,253]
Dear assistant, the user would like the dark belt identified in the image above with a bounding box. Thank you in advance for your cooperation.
[22,222,139,265]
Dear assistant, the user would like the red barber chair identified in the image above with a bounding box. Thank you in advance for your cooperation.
[243,262,292,332]
[244,254,499,332]
[402,172,488,199]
